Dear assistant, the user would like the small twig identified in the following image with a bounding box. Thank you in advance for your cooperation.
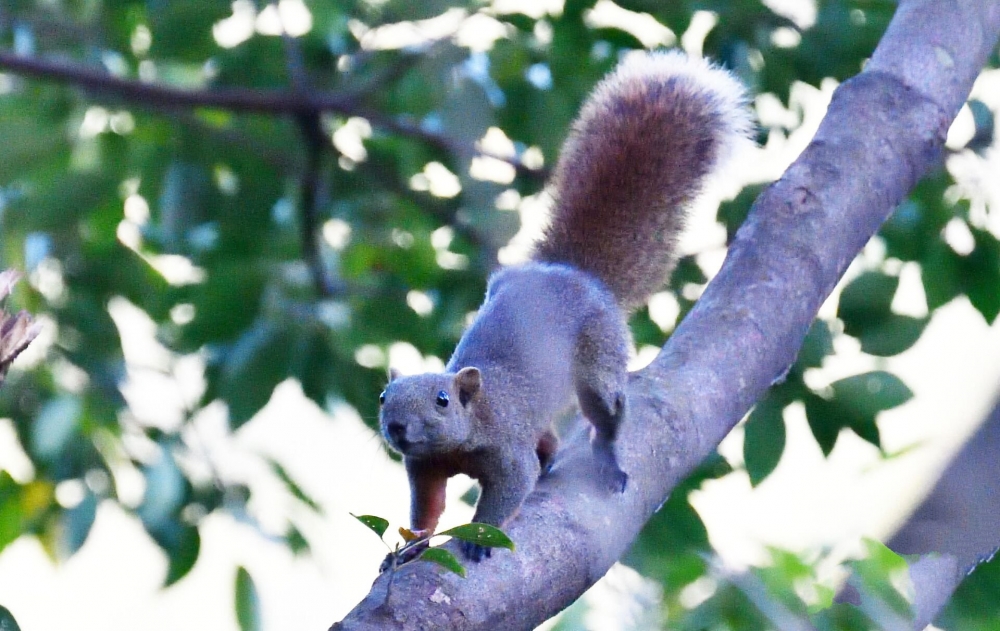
[256,0,342,298]
[296,112,342,297]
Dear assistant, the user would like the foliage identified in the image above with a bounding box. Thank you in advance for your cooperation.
[352,513,514,580]
[673,540,918,631]
[936,549,1000,631]
[0,0,996,628]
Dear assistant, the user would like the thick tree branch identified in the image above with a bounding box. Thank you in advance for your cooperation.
[889,392,1000,570]
[332,1,1000,629]
[0,51,545,180]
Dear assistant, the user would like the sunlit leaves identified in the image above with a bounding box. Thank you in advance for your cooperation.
[844,539,913,621]
[676,541,920,631]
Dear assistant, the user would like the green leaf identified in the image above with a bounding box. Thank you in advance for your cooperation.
[285,525,310,556]
[351,514,389,539]
[837,272,925,355]
[854,314,928,357]
[438,523,515,551]
[921,241,963,310]
[803,393,843,456]
[218,322,294,428]
[964,227,1000,324]
[235,566,262,631]
[0,473,23,552]
[62,489,98,556]
[839,271,897,321]
[966,99,995,153]
[939,547,1000,629]
[165,525,201,587]
[268,460,321,513]
[0,605,21,631]
[418,547,466,577]
[805,372,911,453]
[830,371,914,418]
[743,396,786,487]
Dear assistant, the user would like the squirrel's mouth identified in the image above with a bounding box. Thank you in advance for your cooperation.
[383,421,413,453]
[390,437,411,452]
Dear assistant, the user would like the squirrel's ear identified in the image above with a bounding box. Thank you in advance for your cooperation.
[388,367,401,382]
[454,367,482,406]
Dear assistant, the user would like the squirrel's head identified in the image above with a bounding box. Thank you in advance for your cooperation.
[378,366,483,457]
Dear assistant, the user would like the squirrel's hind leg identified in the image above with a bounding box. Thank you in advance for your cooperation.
[573,312,630,493]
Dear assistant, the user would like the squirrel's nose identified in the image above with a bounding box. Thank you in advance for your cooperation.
[386,421,407,444]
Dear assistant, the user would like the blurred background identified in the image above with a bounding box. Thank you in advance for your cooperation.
[0,0,998,629]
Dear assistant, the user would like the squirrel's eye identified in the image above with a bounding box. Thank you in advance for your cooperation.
[435,390,450,407]
[378,391,386,405]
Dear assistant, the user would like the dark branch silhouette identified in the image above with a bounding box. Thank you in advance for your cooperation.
[0,51,545,180]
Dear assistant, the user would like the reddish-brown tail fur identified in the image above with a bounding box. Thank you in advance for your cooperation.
[533,51,754,311]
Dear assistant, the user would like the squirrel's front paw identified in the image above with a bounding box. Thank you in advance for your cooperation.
[602,464,628,494]
[460,541,492,563]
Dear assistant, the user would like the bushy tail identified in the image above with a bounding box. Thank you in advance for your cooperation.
[533,51,754,311]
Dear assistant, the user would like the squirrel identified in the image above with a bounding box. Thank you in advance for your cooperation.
[378,50,753,562]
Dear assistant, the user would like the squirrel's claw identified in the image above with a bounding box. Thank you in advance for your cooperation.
[379,540,429,573]
[460,541,492,563]
[601,463,629,494]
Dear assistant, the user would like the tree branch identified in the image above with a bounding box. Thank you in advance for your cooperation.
[295,112,342,298]
[889,392,1000,569]
[0,51,546,181]
[331,1,1000,629]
